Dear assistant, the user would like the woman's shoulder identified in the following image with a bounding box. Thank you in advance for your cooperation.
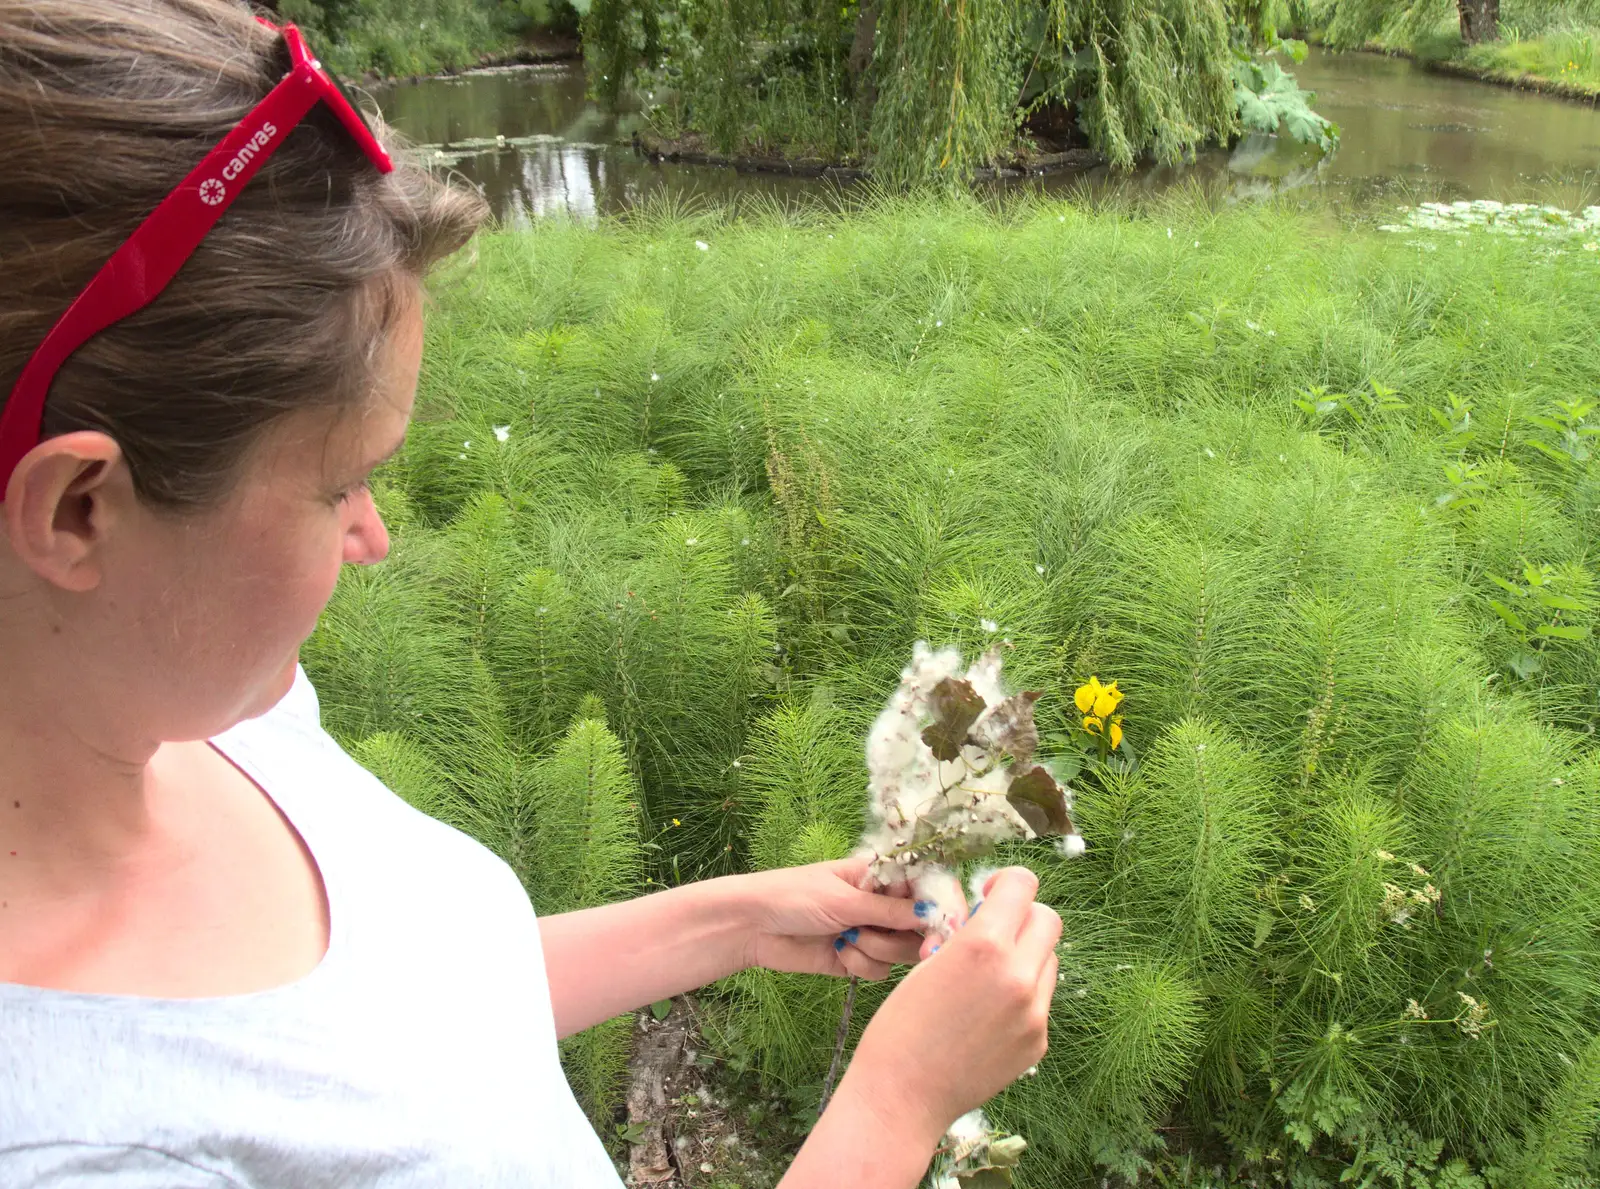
[211,667,532,926]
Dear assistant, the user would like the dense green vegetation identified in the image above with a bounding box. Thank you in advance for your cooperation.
[275,0,577,77]
[584,0,1338,185]
[302,193,1600,1186]
[1311,0,1600,94]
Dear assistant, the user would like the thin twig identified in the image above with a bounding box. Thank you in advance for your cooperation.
[818,974,859,1114]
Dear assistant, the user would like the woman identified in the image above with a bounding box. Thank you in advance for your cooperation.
[0,2,1062,1185]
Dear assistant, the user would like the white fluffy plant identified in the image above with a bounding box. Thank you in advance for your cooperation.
[834,642,1083,1188]
[862,642,1083,934]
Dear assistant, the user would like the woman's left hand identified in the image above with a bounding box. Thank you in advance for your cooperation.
[740,857,950,981]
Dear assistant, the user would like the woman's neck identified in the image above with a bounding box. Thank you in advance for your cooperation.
[0,677,169,887]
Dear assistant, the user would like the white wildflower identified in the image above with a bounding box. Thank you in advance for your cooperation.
[1382,882,1412,926]
[980,617,999,633]
[493,425,511,443]
[1055,833,1086,858]
[695,240,709,251]
[1035,564,1046,575]
[650,372,660,382]
[1299,893,1316,912]
[1456,991,1490,1039]
[685,537,699,547]
[1403,998,1428,1020]
[1374,849,1396,862]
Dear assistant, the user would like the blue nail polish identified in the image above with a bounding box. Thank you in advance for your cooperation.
[841,927,860,945]
[969,901,982,918]
[914,900,934,919]
[931,944,941,954]
[833,937,846,952]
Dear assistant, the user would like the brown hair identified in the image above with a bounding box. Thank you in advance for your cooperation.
[0,0,487,508]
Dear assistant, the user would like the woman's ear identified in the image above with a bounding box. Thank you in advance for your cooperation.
[2,431,131,593]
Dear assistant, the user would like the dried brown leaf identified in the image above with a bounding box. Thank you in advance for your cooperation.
[1006,764,1073,836]
[921,677,987,762]
[970,690,1043,764]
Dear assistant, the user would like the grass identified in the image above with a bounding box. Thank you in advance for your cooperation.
[304,188,1600,1185]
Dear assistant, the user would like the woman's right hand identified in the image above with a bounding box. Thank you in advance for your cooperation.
[845,865,1062,1135]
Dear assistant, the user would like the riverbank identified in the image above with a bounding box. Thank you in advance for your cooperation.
[365,31,580,84]
[630,130,1100,184]
[277,0,577,80]
[1342,35,1600,102]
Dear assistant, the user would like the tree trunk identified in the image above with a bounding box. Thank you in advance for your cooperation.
[1457,0,1499,44]
[848,2,878,107]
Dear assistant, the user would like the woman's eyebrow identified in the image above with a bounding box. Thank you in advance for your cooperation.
[371,434,408,468]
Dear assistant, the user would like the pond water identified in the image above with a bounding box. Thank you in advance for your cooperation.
[369,47,1600,224]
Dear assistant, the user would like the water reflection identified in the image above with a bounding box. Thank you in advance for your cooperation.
[368,48,1600,223]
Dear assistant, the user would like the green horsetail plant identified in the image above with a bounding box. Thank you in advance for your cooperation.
[1503,1032,1600,1189]
[719,697,865,1089]
[530,712,645,917]
[1124,719,1275,965]
[489,568,587,753]
[536,711,646,1130]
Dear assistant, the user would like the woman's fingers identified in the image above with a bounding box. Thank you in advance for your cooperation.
[972,866,1040,939]
[837,943,895,981]
[1016,901,1064,976]
[846,927,923,967]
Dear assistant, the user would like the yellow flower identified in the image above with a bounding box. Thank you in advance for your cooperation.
[1092,681,1124,718]
[672,818,681,826]
[1082,714,1103,734]
[1109,717,1124,749]
[1075,676,1106,715]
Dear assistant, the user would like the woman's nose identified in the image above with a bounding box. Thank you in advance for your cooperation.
[343,487,390,566]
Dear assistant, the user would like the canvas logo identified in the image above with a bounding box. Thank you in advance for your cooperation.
[198,120,280,209]
[222,121,279,182]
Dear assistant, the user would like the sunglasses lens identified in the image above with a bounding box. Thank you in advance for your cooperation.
[325,66,378,140]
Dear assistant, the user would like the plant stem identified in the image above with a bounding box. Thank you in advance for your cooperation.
[818,974,859,1115]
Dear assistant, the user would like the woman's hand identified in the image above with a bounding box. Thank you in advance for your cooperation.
[844,866,1061,1133]
[778,867,1061,1189]
[740,857,956,981]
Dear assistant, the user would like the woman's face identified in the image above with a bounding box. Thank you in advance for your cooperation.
[69,295,423,746]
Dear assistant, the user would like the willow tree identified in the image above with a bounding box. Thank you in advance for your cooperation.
[582,0,1331,184]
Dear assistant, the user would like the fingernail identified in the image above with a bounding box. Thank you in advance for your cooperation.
[969,900,982,917]
[833,937,846,952]
[913,900,934,919]
[841,927,860,945]
[931,944,941,954]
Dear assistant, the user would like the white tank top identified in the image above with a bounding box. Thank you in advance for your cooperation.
[0,669,625,1188]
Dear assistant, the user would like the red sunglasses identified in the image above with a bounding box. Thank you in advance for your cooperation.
[0,21,393,502]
